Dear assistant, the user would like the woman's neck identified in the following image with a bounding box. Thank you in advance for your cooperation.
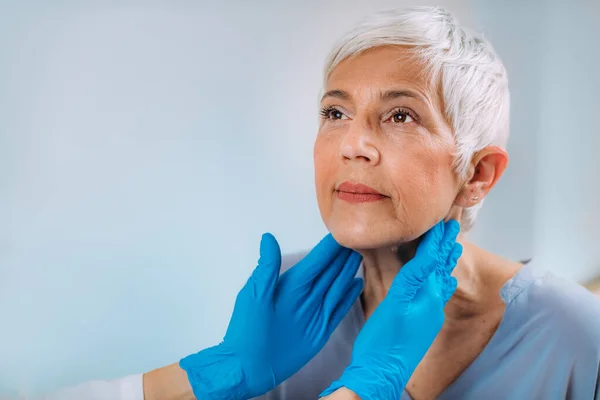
[359,238,523,321]
[360,241,418,319]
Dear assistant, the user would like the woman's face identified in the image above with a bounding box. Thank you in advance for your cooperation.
[314,46,463,250]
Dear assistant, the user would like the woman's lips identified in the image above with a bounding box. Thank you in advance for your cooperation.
[335,181,387,203]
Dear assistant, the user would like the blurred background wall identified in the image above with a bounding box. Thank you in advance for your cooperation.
[1,0,598,396]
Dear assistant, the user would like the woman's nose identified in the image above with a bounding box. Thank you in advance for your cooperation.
[340,122,381,165]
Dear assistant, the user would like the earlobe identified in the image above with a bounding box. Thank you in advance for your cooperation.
[455,182,485,208]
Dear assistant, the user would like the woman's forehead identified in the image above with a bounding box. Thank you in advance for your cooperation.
[324,46,441,107]
[323,46,441,106]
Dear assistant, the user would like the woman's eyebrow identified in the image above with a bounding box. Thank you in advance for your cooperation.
[380,89,427,104]
[321,89,428,104]
[321,89,350,102]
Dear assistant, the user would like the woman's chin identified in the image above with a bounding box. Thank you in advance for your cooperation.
[329,228,416,251]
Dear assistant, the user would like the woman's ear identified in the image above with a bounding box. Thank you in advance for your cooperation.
[454,146,509,208]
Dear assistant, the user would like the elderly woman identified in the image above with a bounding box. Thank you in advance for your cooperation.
[254,7,600,399]
[40,6,600,400]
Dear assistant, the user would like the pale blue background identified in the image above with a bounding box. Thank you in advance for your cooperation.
[0,0,598,397]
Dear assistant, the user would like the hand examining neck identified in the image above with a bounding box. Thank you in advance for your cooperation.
[359,235,523,323]
[359,234,480,322]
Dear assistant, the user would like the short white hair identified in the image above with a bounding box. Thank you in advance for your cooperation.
[322,6,510,232]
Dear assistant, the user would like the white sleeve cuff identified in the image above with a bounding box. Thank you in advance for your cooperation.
[116,374,144,400]
[36,373,144,400]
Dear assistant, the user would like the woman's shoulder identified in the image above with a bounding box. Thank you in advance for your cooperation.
[504,262,600,350]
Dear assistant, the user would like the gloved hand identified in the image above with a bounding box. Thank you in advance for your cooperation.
[320,220,462,400]
[180,232,364,399]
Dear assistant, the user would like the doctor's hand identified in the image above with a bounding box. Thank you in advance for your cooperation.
[179,232,364,400]
[321,220,462,400]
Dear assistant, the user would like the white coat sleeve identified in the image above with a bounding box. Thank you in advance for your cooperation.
[34,374,144,400]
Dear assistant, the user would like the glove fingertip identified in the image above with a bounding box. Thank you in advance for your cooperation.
[344,278,364,305]
[252,233,282,298]
[352,277,364,292]
[318,232,342,252]
[296,233,343,279]
[438,220,460,260]
[452,242,463,261]
[414,220,445,265]
[445,243,463,274]
[443,276,458,303]
[453,241,463,254]
[347,251,363,272]
[433,219,446,243]
[445,219,461,238]
[259,232,281,266]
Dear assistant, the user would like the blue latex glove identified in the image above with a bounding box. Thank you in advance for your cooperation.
[180,232,364,399]
[320,220,462,400]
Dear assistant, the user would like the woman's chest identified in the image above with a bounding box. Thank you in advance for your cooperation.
[405,312,504,400]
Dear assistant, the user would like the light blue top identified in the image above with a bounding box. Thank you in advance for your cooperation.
[256,256,600,400]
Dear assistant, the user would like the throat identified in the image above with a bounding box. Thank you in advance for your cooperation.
[359,241,418,319]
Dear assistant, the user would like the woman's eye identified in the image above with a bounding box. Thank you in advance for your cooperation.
[321,107,347,120]
[391,111,414,124]
[330,110,344,119]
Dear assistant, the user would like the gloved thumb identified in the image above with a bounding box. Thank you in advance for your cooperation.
[249,232,282,301]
